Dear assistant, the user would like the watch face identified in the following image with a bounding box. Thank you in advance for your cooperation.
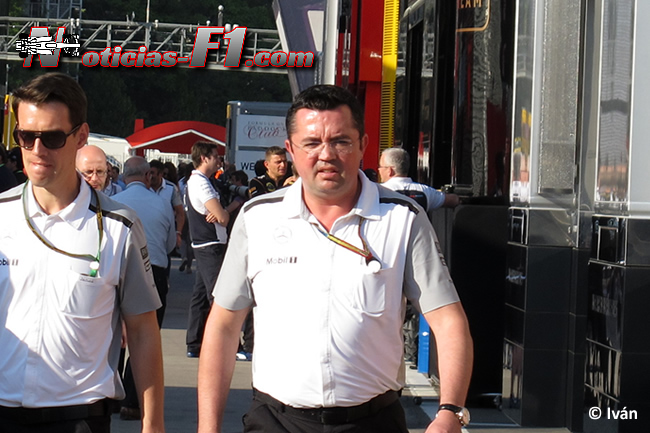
[459,407,471,426]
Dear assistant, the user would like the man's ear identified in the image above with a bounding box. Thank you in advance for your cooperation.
[75,123,90,150]
[360,133,369,155]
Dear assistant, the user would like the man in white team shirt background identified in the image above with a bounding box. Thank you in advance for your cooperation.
[378,147,460,211]
[184,141,230,358]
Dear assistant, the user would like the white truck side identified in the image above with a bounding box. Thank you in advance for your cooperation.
[225,101,292,180]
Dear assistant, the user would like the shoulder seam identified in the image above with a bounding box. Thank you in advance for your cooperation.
[243,194,284,212]
[91,204,135,228]
[0,194,21,204]
[379,196,420,214]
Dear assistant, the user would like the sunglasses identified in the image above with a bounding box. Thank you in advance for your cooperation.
[13,124,82,150]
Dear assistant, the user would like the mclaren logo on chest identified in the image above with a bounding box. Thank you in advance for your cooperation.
[266,256,298,265]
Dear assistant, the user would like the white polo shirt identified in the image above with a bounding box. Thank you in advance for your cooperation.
[214,171,459,408]
[187,170,228,247]
[0,180,161,408]
[382,176,446,211]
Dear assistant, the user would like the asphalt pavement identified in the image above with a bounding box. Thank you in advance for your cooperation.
[110,257,570,433]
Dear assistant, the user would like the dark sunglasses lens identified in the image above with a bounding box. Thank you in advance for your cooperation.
[14,129,67,149]
[40,131,67,149]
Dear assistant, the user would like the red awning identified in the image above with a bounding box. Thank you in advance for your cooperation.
[126,121,226,155]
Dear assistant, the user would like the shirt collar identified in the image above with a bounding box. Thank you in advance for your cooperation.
[283,170,381,222]
[25,173,92,230]
[125,181,148,190]
[382,176,412,188]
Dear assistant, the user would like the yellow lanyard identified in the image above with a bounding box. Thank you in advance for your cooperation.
[314,219,381,272]
[22,182,103,277]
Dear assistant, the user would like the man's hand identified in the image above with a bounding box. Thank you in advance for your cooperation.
[205,212,218,224]
[425,410,463,433]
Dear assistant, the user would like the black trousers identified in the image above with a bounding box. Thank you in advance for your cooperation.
[121,265,168,409]
[0,401,111,433]
[186,244,225,353]
[0,416,110,433]
[242,392,408,433]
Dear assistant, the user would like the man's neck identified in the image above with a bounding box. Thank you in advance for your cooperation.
[198,165,215,178]
[267,172,282,184]
[302,180,362,232]
[32,176,82,215]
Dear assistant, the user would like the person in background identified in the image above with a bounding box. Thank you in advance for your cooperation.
[149,159,184,249]
[177,161,194,274]
[0,71,165,433]
[253,159,266,177]
[185,141,229,358]
[6,146,28,185]
[197,85,472,433]
[163,161,179,186]
[362,167,378,183]
[111,164,127,190]
[112,156,176,421]
[378,147,459,210]
[0,145,17,193]
[76,144,118,195]
[248,146,289,198]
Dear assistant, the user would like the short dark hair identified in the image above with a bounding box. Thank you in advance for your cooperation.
[286,85,365,139]
[12,72,87,127]
[230,170,249,186]
[191,141,218,168]
[265,146,286,161]
[149,159,165,172]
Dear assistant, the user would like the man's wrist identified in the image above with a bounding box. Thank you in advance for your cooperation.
[437,404,470,426]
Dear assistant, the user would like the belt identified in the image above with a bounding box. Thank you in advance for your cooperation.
[0,399,110,424]
[252,389,400,424]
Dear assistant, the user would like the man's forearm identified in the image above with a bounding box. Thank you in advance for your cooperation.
[198,304,249,433]
[423,302,472,432]
[424,302,473,405]
[125,311,166,433]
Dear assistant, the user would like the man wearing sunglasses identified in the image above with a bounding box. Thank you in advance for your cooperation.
[0,73,165,433]
[198,85,473,433]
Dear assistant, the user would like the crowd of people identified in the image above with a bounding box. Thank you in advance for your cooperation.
[0,73,473,433]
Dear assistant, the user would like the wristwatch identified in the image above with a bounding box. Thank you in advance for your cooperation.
[437,404,471,426]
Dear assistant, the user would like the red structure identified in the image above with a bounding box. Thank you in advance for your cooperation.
[126,120,226,156]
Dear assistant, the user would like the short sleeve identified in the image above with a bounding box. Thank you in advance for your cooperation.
[212,210,253,311]
[403,208,459,313]
[119,217,162,316]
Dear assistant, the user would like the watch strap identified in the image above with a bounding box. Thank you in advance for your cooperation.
[437,404,467,426]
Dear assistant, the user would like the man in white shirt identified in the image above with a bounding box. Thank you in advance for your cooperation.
[378,147,459,210]
[0,72,164,433]
[185,141,229,358]
[197,85,472,433]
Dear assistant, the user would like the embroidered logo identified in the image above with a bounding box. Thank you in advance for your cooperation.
[273,226,292,243]
[266,256,298,265]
